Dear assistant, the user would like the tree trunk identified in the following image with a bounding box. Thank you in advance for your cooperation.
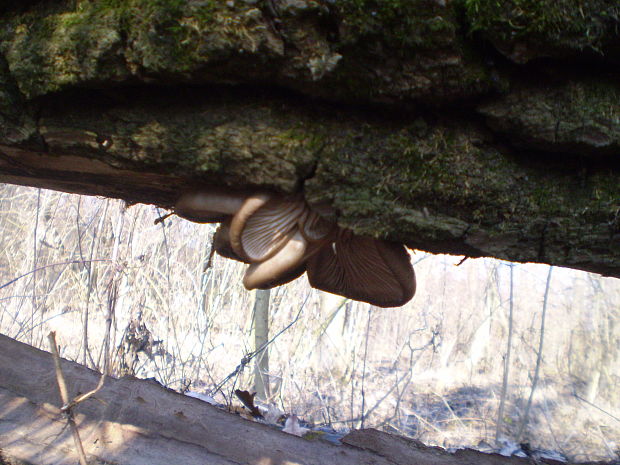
[0,1,617,278]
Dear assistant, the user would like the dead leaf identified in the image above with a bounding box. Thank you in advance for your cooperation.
[234,389,263,418]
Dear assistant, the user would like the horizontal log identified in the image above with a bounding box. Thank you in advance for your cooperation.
[0,334,612,465]
[0,87,618,279]
[0,1,618,279]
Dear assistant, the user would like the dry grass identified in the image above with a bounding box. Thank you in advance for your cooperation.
[0,183,618,461]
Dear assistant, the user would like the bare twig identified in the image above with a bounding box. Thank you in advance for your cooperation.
[81,199,109,367]
[30,189,41,345]
[0,259,111,291]
[47,331,89,465]
[360,307,372,429]
[517,265,553,441]
[76,284,114,406]
[96,266,119,371]
[573,392,620,424]
[210,293,309,397]
[154,211,174,225]
[496,263,515,443]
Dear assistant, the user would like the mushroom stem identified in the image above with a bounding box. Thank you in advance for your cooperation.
[176,190,248,223]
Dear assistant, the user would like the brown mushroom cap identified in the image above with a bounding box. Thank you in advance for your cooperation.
[306,231,416,307]
[230,194,307,263]
[213,219,248,263]
[176,190,247,223]
[243,230,308,290]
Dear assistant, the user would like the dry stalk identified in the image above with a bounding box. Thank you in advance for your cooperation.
[47,331,89,465]
[30,189,42,345]
[496,263,515,443]
[517,265,553,441]
[360,307,372,429]
[80,198,109,368]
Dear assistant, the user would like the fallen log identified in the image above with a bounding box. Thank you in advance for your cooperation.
[0,334,614,465]
[1,1,619,278]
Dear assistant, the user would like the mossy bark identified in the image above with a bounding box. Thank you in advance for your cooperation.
[0,0,618,278]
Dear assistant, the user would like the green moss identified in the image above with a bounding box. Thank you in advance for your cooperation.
[307,122,502,240]
[324,0,495,102]
[0,0,270,97]
[306,113,620,257]
[479,79,620,155]
[333,0,456,50]
[0,2,126,97]
[464,0,620,55]
[0,0,498,103]
[118,0,224,72]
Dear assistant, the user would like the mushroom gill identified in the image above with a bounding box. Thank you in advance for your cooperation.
[175,189,416,307]
[306,230,416,308]
[230,194,307,263]
[228,195,331,290]
[214,218,309,289]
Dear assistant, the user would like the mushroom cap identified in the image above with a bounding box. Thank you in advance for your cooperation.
[230,194,307,263]
[213,219,249,263]
[176,190,247,223]
[243,230,308,290]
[306,231,416,307]
[245,261,307,290]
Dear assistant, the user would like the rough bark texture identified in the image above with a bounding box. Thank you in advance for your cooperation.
[0,0,618,278]
[0,333,614,465]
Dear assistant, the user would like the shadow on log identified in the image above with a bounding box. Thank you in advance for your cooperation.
[0,334,614,465]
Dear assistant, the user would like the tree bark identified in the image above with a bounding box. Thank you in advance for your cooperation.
[0,333,614,465]
[0,0,618,278]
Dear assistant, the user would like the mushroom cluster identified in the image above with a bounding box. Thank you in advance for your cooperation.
[175,189,416,307]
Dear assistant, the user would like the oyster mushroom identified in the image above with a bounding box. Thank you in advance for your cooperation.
[175,189,416,306]
[230,195,332,290]
[214,218,309,289]
[243,230,309,289]
[306,230,416,308]
[230,194,307,263]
